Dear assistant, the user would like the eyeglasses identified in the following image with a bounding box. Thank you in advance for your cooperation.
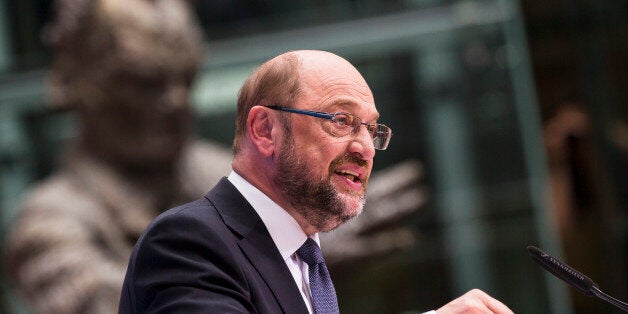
[265,105,392,150]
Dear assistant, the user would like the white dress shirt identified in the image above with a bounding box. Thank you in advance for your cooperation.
[228,171,316,314]
[228,171,436,314]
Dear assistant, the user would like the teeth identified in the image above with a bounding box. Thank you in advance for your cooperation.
[337,170,359,182]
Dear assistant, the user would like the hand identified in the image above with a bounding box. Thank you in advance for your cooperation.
[436,289,513,314]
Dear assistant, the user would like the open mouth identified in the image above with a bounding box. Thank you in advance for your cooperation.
[335,169,361,184]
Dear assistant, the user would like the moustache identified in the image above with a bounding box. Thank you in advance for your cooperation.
[330,154,368,168]
[329,154,369,182]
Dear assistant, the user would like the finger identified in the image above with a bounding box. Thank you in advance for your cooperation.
[472,290,513,314]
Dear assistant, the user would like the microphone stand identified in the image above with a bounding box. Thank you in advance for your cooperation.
[591,286,628,312]
[527,246,628,312]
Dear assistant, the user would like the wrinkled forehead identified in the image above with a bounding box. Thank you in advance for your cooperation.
[297,51,368,84]
[297,52,375,110]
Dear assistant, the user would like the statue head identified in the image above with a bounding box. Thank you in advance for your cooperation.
[46,0,203,169]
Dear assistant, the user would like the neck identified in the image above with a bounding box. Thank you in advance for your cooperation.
[232,153,319,236]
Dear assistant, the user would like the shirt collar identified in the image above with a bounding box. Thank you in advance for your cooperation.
[227,171,319,261]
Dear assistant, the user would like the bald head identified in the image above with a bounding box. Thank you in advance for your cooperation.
[294,50,367,85]
[291,50,374,112]
[233,50,371,154]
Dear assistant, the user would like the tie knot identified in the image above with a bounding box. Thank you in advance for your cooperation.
[296,238,325,266]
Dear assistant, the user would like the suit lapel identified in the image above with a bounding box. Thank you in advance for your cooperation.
[205,178,308,313]
[238,225,309,313]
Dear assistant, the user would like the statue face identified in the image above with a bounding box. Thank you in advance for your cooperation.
[80,60,197,168]
[76,0,202,169]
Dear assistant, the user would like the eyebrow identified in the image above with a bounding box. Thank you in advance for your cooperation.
[326,100,380,122]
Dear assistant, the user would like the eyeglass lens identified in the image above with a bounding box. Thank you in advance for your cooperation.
[264,106,391,150]
[330,113,390,150]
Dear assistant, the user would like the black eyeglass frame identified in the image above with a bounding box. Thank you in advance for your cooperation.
[264,105,392,150]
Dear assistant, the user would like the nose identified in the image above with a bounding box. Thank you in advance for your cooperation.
[347,125,376,160]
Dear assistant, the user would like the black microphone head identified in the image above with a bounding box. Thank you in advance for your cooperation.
[527,245,597,296]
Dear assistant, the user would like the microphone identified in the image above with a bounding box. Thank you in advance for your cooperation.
[527,245,628,312]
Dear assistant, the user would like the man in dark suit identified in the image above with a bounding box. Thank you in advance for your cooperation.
[119,50,513,313]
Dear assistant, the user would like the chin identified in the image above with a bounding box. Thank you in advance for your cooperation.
[323,197,363,233]
[323,209,360,232]
[340,193,365,216]
[343,206,363,222]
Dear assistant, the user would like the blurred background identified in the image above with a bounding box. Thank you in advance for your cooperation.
[0,0,625,313]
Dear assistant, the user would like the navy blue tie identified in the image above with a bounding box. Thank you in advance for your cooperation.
[296,238,340,314]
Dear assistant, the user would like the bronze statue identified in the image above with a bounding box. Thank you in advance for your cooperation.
[4,0,231,312]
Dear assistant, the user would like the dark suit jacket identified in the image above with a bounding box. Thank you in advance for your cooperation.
[119,178,309,313]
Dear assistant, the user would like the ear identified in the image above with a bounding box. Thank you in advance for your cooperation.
[247,106,280,157]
